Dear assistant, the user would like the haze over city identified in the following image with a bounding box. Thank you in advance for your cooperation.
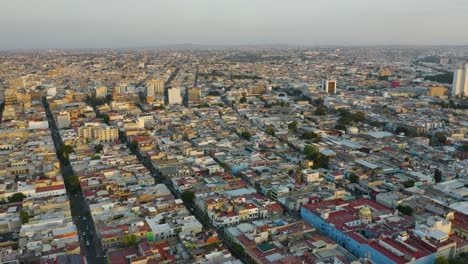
[1,0,468,49]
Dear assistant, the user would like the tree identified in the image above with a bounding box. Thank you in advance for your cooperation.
[334,124,347,131]
[232,243,245,256]
[9,193,26,203]
[434,256,449,264]
[265,126,275,136]
[20,210,29,224]
[58,145,74,159]
[129,140,139,150]
[240,131,251,141]
[122,234,138,246]
[349,174,359,184]
[301,131,320,141]
[314,106,327,116]
[239,96,247,104]
[396,204,413,215]
[288,121,298,131]
[304,145,329,169]
[181,191,195,204]
[434,169,442,183]
[66,175,81,193]
[94,144,103,153]
[403,180,415,188]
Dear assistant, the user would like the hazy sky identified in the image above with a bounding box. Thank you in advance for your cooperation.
[1,0,467,49]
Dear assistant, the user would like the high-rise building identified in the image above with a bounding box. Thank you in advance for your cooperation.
[451,63,468,97]
[167,87,182,105]
[95,86,108,98]
[146,79,165,96]
[321,79,337,94]
[187,87,202,103]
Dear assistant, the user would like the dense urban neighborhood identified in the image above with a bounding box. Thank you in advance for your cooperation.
[0,47,467,264]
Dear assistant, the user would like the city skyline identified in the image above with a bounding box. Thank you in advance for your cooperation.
[1,0,468,50]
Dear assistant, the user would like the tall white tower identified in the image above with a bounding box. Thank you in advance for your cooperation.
[167,87,182,105]
[452,63,468,97]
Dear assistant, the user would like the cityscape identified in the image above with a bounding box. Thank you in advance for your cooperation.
[1,2,468,264]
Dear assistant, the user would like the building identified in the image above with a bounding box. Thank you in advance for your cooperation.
[452,63,468,97]
[167,87,182,105]
[301,199,437,264]
[56,111,71,129]
[322,79,337,94]
[427,86,446,98]
[95,86,108,98]
[78,122,119,142]
[187,87,202,103]
[248,84,266,95]
[379,68,392,77]
[146,79,165,97]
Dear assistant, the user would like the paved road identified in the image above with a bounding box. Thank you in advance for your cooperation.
[42,97,106,263]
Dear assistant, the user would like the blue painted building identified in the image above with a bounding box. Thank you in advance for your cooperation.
[301,199,436,264]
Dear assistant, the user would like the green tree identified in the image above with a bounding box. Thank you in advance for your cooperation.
[435,256,449,264]
[20,210,29,224]
[129,140,139,150]
[58,145,74,159]
[396,204,413,215]
[240,131,251,141]
[232,243,245,256]
[301,131,320,141]
[65,175,81,193]
[122,234,138,246]
[304,145,329,169]
[94,144,103,153]
[334,124,347,131]
[288,121,298,131]
[403,180,415,188]
[314,106,327,116]
[265,126,275,136]
[349,174,359,184]
[239,96,247,104]
[434,169,442,183]
[9,193,26,203]
[181,191,196,204]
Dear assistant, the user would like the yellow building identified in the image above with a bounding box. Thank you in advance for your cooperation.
[379,68,392,77]
[78,123,119,142]
[427,86,446,97]
[187,87,202,103]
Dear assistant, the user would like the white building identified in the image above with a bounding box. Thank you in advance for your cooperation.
[321,79,337,94]
[56,111,71,129]
[452,63,468,97]
[167,87,182,105]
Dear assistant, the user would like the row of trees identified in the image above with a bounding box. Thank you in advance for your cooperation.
[0,192,27,205]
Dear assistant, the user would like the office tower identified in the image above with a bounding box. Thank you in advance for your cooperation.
[452,63,468,97]
[95,86,108,98]
[187,87,202,103]
[146,83,155,103]
[321,79,337,94]
[146,79,165,96]
[167,87,182,105]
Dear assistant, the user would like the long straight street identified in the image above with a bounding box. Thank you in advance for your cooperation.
[42,97,106,264]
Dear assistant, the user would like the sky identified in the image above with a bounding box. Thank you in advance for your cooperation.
[1,0,468,49]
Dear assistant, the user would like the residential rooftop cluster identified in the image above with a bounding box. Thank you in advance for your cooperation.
[0,47,467,264]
